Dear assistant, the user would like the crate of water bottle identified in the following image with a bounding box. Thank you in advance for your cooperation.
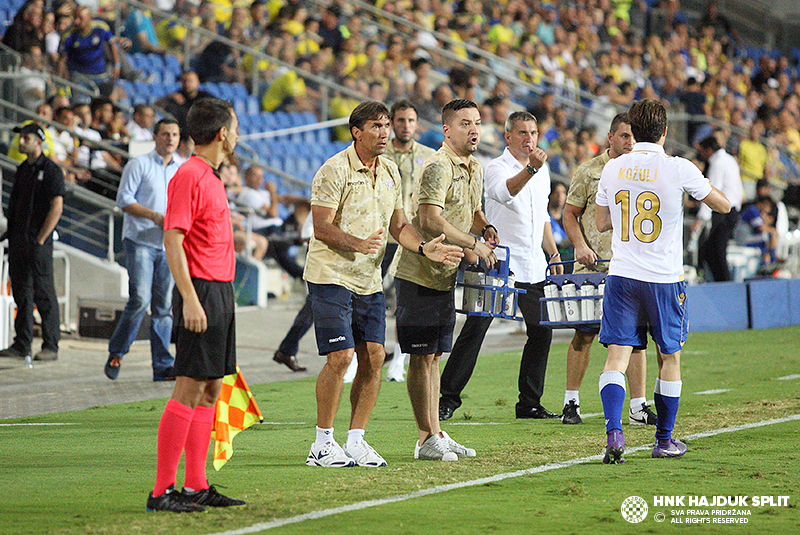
[456,246,526,321]
[540,260,608,328]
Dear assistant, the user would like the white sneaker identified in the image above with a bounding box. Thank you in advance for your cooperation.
[343,357,357,383]
[386,352,406,382]
[306,440,355,467]
[440,431,476,457]
[344,438,387,467]
[629,402,657,425]
[414,435,458,461]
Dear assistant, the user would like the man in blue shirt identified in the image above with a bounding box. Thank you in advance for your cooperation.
[104,119,181,381]
[58,6,120,82]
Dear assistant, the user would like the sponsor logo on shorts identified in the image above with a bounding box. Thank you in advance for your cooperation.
[411,343,426,348]
[328,335,347,343]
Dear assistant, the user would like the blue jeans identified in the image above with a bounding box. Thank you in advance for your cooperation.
[108,239,174,372]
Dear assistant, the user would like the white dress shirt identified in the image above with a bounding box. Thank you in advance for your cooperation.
[698,148,742,221]
[484,147,552,284]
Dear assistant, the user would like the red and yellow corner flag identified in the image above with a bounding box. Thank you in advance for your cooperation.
[212,366,263,470]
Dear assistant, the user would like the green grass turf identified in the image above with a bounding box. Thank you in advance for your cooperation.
[0,327,798,534]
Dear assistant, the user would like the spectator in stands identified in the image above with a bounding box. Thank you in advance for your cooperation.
[15,45,49,111]
[104,118,181,382]
[317,4,345,52]
[2,0,44,53]
[90,97,115,139]
[548,181,570,258]
[418,83,453,125]
[127,105,155,142]
[155,70,213,130]
[236,166,307,280]
[738,121,768,200]
[737,195,779,265]
[58,6,121,84]
[173,133,194,166]
[123,0,166,55]
[0,123,64,362]
[244,0,269,47]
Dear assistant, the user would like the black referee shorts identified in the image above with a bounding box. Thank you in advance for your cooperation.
[173,278,236,379]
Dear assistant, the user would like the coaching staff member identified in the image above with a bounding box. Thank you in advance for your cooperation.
[395,99,497,461]
[0,123,64,362]
[303,101,462,468]
[147,98,245,512]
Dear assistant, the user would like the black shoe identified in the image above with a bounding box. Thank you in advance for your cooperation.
[629,402,658,425]
[146,484,206,513]
[516,405,560,419]
[561,400,583,425]
[182,484,245,507]
[0,346,28,358]
[439,405,455,421]
[273,350,307,372]
[33,349,58,361]
[153,366,176,382]
[105,354,121,380]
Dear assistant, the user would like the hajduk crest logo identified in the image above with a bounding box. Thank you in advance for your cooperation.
[621,495,648,523]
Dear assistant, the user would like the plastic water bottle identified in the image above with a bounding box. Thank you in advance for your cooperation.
[561,282,579,321]
[24,355,33,369]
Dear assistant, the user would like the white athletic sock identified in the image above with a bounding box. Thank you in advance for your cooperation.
[564,390,580,406]
[630,397,646,412]
[315,426,334,445]
[346,428,365,448]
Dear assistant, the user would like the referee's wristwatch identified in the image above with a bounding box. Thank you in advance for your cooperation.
[526,163,538,175]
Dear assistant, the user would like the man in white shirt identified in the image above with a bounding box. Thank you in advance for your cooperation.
[438,111,564,422]
[126,105,155,142]
[695,135,743,281]
[595,99,730,464]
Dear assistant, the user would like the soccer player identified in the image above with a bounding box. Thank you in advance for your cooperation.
[595,99,730,463]
[560,113,657,426]
[147,98,245,512]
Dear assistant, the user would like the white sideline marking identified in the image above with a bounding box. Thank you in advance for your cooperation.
[206,413,800,535]
[776,374,800,381]
[0,423,77,427]
[257,422,307,426]
[694,389,732,395]
[448,422,510,426]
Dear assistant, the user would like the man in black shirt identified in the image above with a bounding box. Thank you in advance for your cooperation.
[0,123,65,361]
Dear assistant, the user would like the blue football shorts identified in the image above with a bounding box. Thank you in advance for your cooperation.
[307,282,386,355]
[598,275,688,354]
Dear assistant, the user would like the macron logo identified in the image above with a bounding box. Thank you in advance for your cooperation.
[328,335,347,343]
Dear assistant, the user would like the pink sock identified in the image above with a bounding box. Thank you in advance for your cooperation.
[183,405,216,492]
[153,399,194,496]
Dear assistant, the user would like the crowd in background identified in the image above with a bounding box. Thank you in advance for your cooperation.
[3,0,800,278]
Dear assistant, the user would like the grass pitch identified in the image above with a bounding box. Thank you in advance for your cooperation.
[1,327,798,534]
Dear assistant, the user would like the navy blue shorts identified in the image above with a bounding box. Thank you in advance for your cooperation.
[173,279,236,379]
[599,275,688,354]
[395,278,456,355]
[308,282,386,355]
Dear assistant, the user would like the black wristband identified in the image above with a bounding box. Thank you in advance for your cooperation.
[481,224,497,236]
[418,241,426,256]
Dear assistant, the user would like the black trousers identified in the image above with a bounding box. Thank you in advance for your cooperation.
[698,210,740,282]
[8,239,60,353]
[440,281,552,410]
[278,294,313,356]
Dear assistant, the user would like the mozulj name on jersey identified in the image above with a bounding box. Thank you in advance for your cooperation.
[617,167,657,182]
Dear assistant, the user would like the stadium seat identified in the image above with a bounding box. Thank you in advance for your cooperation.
[164,54,182,77]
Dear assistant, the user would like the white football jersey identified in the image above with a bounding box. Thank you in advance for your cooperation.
[596,142,712,283]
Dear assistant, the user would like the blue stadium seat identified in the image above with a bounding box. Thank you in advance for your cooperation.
[231,83,248,99]
[232,97,247,118]
[164,54,182,76]
[246,95,260,116]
